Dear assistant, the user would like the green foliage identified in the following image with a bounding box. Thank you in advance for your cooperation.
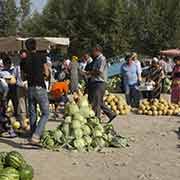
[0,0,18,36]
[1,0,180,56]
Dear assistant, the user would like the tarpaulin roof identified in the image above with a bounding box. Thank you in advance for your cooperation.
[0,37,70,52]
[160,49,180,57]
[16,37,70,46]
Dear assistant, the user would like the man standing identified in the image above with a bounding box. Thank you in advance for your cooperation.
[13,50,28,128]
[23,38,49,144]
[87,45,116,123]
[121,53,141,108]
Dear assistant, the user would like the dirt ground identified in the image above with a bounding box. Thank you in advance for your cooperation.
[0,114,179,180]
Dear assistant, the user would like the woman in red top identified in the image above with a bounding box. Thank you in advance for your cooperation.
[171,57,180,104]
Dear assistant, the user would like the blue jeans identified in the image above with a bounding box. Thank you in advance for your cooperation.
[124,83,141,108]
[28,87,49,137]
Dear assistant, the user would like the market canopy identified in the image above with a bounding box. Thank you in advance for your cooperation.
[0,37,70,52]
[160,49,180,57]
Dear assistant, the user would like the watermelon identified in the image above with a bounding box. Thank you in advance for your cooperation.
[53,130,63,143]
[20,164,34,180]
[0,167,20,180]
[5,151,25,169]
[61,123,70,137]
[0,162,4,171]
[0,152,7,165]
[0,175,10,180]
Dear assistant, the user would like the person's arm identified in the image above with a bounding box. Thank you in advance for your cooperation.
[44,63,50,79]
[89,58,106,76]
[157,69,164,84]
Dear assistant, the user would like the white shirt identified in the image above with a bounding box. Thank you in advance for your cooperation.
[134,59,142,75]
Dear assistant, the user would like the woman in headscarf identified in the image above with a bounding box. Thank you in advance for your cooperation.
[70,56,79,93]
[171,56,180,105]
[146,57,164,100]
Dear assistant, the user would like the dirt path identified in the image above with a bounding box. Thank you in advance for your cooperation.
[0,115,179,180]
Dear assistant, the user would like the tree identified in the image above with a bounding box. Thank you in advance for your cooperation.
[0,0,18,36]
[20,0,31,22]
[22,0,180,56]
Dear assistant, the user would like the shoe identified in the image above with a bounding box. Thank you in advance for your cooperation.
[8,130,17,138]
[107,115,117,124]
[28,135,40,146]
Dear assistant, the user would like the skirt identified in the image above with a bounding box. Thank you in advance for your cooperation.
[171,85,180,104]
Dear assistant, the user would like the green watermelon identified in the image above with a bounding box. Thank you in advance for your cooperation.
[5,151,25,169]
[0,167,20,180]
[0,152,8,165]
[0,162,4,171]
[20,164,34,180]
[0,175,10,180]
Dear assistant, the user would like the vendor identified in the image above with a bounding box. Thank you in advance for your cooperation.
[146,57,164,100]
[171,56,180,106]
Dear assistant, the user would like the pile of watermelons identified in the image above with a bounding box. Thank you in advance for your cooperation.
[0,151,34,180]
[41,95,129,152]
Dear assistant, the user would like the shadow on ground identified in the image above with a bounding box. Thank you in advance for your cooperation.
[174,127,180,149]
[0,137,40,150]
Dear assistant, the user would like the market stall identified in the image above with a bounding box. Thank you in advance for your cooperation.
[0,37,70,52]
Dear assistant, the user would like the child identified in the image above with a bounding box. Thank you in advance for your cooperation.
[50,81,69,112]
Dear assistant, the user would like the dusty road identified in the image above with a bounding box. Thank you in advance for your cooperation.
[0,114,179,180]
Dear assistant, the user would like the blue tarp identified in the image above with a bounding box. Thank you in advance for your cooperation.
[107,57,125,77]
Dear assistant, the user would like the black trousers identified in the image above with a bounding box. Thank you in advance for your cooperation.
[88,82,116,119]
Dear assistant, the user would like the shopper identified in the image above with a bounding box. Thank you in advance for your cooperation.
[23,38,49,145]
[70,56,79,93]
[14,50,28,128]
[121,53,141,108]
[1,56,17,117]
[87,45,116,123]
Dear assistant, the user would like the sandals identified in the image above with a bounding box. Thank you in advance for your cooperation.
[28,134,40,146]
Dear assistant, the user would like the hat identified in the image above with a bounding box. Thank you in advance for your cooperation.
[72,56,78,62]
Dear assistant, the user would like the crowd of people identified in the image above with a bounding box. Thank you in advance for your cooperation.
[120,53,180,109]
[0,38,180,146]
[0,39,116,145]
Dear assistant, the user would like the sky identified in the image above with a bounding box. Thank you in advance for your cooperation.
[16,0,47,13]
[31,0,47,12]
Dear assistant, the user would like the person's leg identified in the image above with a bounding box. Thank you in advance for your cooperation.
[17,87,27,125]
[125,85,131,105]
[28,88,37,135]
[99,83,116,120]
[131,85,140,108]
[9,88,18,117]
[33,88,49,138]
[90,83,101,118]
[87,81,93,104]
